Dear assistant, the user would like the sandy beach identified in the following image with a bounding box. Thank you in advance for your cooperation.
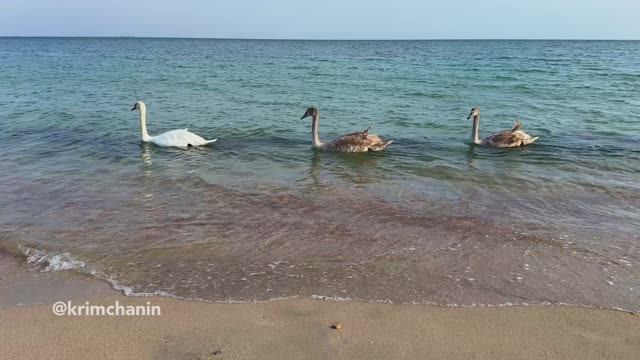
[1,256,638,360]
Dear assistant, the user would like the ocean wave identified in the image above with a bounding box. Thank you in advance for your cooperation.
[0,241,636,313]
[0,237,87,273]
[23,247,85,272]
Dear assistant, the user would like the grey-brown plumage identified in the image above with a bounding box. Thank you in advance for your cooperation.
[467,107,539,148]
[301,107,393,152]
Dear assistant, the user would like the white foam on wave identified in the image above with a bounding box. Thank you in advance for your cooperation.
[23,247,85,272]
[311,294,353,302]
[308,295,637,314]
[103,272,300,304]
[88,270,173,298]
[10,246,637,314]
[311,294,394,304]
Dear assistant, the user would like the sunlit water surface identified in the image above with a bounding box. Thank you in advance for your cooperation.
[0,38,638,310]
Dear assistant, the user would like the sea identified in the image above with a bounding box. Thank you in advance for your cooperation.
[0,38,638,311]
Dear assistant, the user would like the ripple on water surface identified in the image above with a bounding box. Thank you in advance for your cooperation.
[0,38,638,311]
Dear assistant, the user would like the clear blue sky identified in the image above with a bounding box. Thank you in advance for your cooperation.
[1,0,639,39]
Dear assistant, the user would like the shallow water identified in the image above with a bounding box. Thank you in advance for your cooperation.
[0,38,638,310]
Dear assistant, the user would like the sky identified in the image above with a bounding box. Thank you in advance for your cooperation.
[1,0,639,39]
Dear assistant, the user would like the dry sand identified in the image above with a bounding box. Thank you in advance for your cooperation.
[1,255,638,360]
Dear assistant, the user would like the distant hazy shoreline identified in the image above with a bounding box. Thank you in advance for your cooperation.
[1,36,639,41]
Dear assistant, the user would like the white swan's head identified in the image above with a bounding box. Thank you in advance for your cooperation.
[467,107,480,120]
[301,106,318,120]
[131,101,146,112]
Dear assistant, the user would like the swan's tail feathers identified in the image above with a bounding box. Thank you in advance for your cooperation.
[525,136,539,145]
[204,138,218,145]
[511,120,523,132]
[369,139,393,152]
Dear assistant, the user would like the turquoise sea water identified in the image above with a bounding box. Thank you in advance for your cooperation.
[0,38,638,310]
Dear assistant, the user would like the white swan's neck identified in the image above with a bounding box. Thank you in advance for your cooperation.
[138,105,152,142]
[472,115,482,145]
[311,114,324,148]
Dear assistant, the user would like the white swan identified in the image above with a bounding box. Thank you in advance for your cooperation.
[131,101,217,148]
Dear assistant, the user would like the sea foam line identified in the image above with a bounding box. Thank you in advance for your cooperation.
[23,247,85,272]
[9,245,638,314]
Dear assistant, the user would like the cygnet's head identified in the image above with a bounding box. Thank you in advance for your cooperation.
[467,107,480,120]
[301,106,319,120]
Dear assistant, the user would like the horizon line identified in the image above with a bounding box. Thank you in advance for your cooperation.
[1,35,639,41]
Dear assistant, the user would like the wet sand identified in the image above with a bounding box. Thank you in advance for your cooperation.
[1,255,638,360]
